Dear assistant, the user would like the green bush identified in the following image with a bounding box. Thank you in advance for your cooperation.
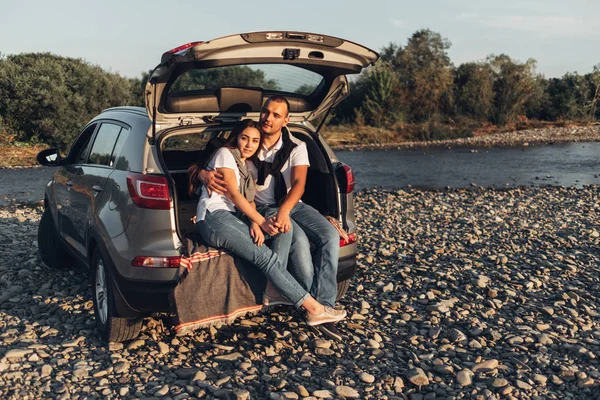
[0,53,138,151]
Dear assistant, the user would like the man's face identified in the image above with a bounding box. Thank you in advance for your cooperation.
[259,100,289,137]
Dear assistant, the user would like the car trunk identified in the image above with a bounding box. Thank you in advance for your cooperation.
[157,124,340,241]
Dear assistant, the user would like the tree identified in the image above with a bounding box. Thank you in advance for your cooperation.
[487,54,537,125]
[394,29,454,122]
[454,62,494,122]
[360,62,400,127]
[0,53,136,150]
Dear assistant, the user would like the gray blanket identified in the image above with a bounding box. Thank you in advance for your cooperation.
[171,236,266,333]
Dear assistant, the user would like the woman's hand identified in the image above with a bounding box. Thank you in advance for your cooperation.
[260,219,280,236]
[274,209,292,233]
[199,169,228,195]
[249,222,265,246]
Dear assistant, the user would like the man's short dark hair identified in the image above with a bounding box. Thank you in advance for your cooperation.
[265,95,290,116]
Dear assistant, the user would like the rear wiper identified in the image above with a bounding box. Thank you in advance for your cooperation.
[202,115,244,123]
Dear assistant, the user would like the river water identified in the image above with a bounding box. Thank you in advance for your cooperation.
[337,142,600,190]
[0,142,599,205]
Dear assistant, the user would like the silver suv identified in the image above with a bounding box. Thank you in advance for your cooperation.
[37,31,379,342]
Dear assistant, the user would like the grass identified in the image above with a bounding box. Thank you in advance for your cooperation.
[0,143,48,168]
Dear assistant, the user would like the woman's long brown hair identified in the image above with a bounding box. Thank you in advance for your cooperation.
[188,119,262,196]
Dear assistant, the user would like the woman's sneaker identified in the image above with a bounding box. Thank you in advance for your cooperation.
[307,306,346,326]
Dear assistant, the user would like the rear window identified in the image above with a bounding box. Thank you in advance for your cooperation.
[169,64,323,95]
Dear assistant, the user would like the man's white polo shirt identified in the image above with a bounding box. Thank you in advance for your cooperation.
[248,131,309,206]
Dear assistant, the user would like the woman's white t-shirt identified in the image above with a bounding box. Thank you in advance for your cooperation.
[195,148,241,221]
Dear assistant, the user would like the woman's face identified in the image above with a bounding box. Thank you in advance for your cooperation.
[237,127,261,159]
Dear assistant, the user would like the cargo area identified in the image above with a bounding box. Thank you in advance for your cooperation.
[159,125,340,240]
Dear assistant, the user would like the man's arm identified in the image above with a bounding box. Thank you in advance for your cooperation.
[198,169,228,195]
[274,164,307,233]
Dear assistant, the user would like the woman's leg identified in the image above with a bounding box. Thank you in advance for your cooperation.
[197,210,309,308]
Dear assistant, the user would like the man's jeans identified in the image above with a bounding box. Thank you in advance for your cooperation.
[196,209,309,308]
[259,202,339,307]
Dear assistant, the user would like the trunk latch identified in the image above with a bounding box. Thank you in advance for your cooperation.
[282,48,300,60]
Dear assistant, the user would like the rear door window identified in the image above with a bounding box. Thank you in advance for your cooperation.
[88,123,124,167]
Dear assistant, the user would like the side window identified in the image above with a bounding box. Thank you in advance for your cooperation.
[88,123,122,166]
[68,124,98,165]
[110,127,129,169]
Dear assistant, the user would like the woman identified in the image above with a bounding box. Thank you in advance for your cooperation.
[190,119,345,326]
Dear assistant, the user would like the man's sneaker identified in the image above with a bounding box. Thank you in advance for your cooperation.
[306,306,347,326]
[316,322,344,341]
[262,282,294,306]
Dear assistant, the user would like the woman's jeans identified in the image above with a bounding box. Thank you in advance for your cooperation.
[258,202,340,307]
[196,209,309,308]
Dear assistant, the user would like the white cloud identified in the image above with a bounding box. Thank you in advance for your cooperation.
[390,19,406,28]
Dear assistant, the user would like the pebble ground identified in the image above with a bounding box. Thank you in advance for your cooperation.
[1,186,599,399]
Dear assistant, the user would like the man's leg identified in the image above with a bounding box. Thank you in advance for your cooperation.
[287,219,315,293]
[289,202,340,307]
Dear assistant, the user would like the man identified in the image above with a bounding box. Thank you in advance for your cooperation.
[200,96,344,337]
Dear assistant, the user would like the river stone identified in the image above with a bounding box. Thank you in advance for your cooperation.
[472,359,499,372]
[4,349,33,359]
[214,352,243,361]
[313,390,333,398]
[516,380,533,390]
[359,372,375,383]
[296,385,309,397]
[407,368,429,386]
[335,386,360,399]
[457,369,473,387]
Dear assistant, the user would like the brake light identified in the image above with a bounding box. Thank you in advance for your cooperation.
[340,233,357,247]
[167,41,203,54]
[132,256,181,268]
[126,174,171,210]
[336,163,355,194]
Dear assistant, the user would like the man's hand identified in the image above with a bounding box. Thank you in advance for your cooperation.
[260,219,280,236]
[199,169,227,195]
[274,209,292,233]
[249,222,265,246]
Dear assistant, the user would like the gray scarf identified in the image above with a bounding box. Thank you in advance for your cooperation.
[228,148,256,203]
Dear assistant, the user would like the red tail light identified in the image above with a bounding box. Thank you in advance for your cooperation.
[132,256,181,268]
[126,174,171,210]
[336,163,355,194]
[340,232,357,247]
[167,41,203,54]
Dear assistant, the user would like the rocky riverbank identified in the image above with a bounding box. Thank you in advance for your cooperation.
[1,187,600,399]
[330,125,600,151]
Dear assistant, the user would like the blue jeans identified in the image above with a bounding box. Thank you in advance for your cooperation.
[259,202,339,307]
[196,209,309,308]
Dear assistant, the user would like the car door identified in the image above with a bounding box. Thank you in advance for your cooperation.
[54,123,98,253]
[57,122,125,257]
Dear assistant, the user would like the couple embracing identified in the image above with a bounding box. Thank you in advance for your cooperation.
[189,95,346,334]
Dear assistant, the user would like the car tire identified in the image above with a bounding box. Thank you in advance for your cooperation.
[336,279,350,301]
[38,208,73,269]
[91,248,142,342]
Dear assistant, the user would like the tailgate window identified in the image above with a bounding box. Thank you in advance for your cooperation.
[170,64,323,95]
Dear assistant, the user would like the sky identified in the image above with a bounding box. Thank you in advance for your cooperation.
[1,0,598,79]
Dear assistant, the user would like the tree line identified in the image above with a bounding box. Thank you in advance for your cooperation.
[1,29,599,150]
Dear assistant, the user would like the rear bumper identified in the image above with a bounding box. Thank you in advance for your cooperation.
[337,253,356,282]
[111,273,176,317]
[110,249,358,317]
